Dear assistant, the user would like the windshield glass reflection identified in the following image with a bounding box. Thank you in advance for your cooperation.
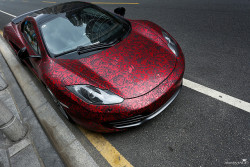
[40,7,127,55]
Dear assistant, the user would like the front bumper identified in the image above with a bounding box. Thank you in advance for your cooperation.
[103,84,182,129]
[55,51,184,132]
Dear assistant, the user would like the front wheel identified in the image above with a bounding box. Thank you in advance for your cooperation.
[46,86,75,124]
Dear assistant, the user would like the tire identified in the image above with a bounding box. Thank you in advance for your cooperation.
[46,86,75,124]
[65,112,76,124]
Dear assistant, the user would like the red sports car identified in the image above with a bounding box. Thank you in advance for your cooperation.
[3,1,185,132]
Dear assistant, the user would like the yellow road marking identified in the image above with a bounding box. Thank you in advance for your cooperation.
[42,1,56,3]
[79,127,133,167]
[92,2,139,4]
[0,4,134,166]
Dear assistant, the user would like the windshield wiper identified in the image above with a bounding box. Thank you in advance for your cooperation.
[54,48,77,58]
[77,43,115,54]
[54,42,116,57]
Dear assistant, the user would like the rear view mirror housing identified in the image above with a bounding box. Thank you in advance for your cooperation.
[114,7,126,17]
[17,47,27,60]
[17,47,41,59]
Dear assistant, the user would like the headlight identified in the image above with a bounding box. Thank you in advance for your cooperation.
[162,31,179,56]
[67,85,124,105]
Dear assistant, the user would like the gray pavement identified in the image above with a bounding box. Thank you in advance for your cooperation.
[0,34,99,167]
[0,52,64,167]
[0,0,250,167]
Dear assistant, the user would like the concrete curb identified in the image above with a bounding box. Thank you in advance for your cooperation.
[0,36,99,167]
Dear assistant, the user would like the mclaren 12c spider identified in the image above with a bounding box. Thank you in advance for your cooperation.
[3,1,185,132]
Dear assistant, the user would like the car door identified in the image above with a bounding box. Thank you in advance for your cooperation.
[22,20,42,75]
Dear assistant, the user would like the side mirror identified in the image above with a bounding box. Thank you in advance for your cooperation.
[17,47,41,60]
[114,7,126,17]
[17,47,28,60]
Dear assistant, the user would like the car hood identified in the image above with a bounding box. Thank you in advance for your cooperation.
[54,21,176,99]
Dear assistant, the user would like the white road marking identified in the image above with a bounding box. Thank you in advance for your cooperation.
[0,10,16,17]
[183,79,250,112]
[0,9,249,113]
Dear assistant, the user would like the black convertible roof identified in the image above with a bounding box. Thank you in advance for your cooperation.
[12,1,91,24]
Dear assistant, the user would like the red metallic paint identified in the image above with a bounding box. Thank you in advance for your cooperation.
[3,4,185,132]
[55,21,176,99]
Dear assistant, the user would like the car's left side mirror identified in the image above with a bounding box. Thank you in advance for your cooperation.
[17,47,28,60]
[17,47,42,60]
[114,7,126,17]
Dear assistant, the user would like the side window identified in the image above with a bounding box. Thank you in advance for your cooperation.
[23,21,41,55]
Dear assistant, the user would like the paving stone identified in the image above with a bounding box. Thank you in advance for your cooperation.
[0,44,64,167]
[0,53,64,166]
[28,116,64,167]
[6,82,28,113]
[0,131,12,149]
[0,89,21,121]
[37,148,65,167]
[22,80,47,110]
[20,106,35,122]
[0,133,6,148]
[60,140,98,167]
[0,75,7,91]
[10,145,41,167]
[8,138,31,157]
[0,54,28,112]
[0,149,10,167]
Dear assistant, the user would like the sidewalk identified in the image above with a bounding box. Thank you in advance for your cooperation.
[0,52,64,167]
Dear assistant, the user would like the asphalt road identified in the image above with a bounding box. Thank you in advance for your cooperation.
[0,0,249,166]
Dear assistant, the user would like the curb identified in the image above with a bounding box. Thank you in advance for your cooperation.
[0,36,99,167]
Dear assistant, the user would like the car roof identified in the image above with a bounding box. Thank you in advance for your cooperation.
[36,1,91,15]
[12,1,92,24]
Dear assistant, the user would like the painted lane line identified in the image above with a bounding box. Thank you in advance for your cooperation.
[1,7,249,167]
[0,32,99,167]
[42,1,56,3]
[0,7,132,167]
[0,8,132,166]
[0,10,16,18]
[0,1,139,19]
[183,79,250,112]
[80,128,133,167]
[0,9,249,113]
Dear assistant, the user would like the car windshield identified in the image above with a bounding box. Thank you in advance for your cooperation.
[40,6,129,56]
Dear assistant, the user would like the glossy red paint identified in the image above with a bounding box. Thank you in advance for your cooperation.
[54,21,176,99]
[3,2,185,132]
